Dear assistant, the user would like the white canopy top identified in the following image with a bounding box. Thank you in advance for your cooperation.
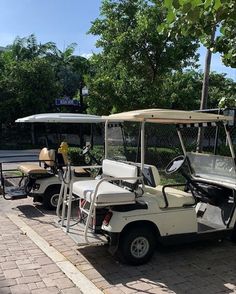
[16,113,105,123]
[104,109,232,124]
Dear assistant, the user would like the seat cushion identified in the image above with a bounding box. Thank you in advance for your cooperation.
[145,185,195,208]
[18,164,48,175]
[73,179,135,205]
[102,159,138,184]
[73,167,90,177]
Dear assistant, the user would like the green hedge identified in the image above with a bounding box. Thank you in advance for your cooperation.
[68,146,104,165]
[68,145,179,168]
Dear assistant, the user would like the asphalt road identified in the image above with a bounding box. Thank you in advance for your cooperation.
[0,149,40,170]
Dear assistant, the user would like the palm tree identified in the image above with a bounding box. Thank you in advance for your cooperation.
[8,34,55,60]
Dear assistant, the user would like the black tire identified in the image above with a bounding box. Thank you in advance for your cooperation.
[118,226,156,265]
[231,223,236,243]
[43,186,61,210]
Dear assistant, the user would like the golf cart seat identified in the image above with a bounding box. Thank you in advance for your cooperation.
[145,185,195,208]
[18,148,56,175]
[73,159,139,207]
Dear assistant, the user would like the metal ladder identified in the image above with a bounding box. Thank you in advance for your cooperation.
[56,164,97,244]
[56,164,75,233]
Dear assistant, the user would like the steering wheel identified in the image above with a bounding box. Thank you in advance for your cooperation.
[165,155,213,202]
[165,155,186,175]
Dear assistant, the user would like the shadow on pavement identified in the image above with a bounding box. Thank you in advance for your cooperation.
[78,239,236,293]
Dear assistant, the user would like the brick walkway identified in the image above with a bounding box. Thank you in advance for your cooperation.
[0,212,81,294]
[4,197,236,294]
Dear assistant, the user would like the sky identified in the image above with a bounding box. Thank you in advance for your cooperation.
[0,0,235,80]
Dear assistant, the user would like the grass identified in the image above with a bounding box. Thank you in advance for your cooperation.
[159,171,186,188]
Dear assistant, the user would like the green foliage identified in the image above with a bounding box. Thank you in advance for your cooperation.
[0,58,60,124]
[218,96,236,108]
[162,0,236,68]
[67,147,84,165]
[0,34,91,126]
[87,0,199,114]
[68,146,104,165]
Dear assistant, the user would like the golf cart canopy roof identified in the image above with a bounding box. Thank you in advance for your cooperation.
[104,109,232,124]
[15,113,105,123]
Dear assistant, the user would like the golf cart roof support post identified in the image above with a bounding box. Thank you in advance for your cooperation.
[224,124,236,160]
[177,128,186,156]
[141,121,145,172]
[105,120,108,159]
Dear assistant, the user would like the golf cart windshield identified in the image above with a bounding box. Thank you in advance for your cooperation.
[106,122,140,162]
[187,152,236,186]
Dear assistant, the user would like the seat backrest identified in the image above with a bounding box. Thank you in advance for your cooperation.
[102,159,138,184]
[39,148,56,167]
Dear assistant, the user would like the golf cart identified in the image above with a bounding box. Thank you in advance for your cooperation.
[0,113,104,209]
[61,108,236,265]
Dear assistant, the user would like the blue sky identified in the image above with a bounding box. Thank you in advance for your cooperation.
[0,0,235,80]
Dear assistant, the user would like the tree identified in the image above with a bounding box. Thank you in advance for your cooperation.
[164,70,236,109]
[0,57,60,124]
[47,43,90,102]
[161,0,236,66]
[8,34,55,61]
[87,0,199,114]
[161,0,236,150]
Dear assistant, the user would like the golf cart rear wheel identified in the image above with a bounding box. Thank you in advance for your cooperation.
[43,186,60,210]
[118,227,156,265]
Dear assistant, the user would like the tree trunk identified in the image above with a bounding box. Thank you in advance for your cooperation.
[196,25,216,152]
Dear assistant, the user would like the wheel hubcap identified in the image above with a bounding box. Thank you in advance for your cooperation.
[51,194,59,207]
[130,236,149,258]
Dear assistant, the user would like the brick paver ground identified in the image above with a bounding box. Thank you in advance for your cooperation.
[0,200,81,294]
[3,197,235,294]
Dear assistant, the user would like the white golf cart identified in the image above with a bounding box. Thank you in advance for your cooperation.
[0,113,104,209]
[62,109,236,265]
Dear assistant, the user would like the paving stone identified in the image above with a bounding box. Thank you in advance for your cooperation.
[16,275,42,284]
[61,288,82,294]
[10,284,30,294]
[31,286,60,294]
[28,283,38,290]
[1,261,17,270]
[34,256,53,266]
[0,286,11,294]
[4,269,22,279]
[41,264,61,274]
[42,277,56,287]
[36,281,46,288]
[21,269,39,277]
[54,277,75,289]
[0,278,17,287]
[17,263,40,270]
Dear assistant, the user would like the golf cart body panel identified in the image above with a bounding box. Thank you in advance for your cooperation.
[102,194,197,236]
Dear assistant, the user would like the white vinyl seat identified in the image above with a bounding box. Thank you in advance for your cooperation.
[72,159,139,207]
[73,179,136,206]
[145,185,195,208]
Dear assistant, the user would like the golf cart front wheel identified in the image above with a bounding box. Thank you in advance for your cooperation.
[43,186,60,210]
[118,227,156,265]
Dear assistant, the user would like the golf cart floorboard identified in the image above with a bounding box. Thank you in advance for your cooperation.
[197,219,225,232]
[4,186,27,199]
[59,220,107,246]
